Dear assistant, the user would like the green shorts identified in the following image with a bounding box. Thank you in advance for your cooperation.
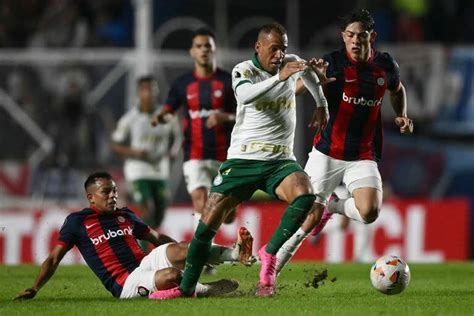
[131,179,169,206]
[211,159,305,201]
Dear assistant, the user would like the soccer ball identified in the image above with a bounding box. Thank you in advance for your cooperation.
[370,255,411,295]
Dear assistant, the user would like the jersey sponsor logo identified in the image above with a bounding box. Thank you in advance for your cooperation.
[187,93,198,100]
[242,142,291,154]
[188,108,220,119]
[342,92,382,107]
[345,79,357,83]
[90,226,133,245]
[117,216,125,223]
[85,223,98,229]
[255,96,294,112]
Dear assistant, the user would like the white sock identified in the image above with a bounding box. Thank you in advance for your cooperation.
[194,282,207,294]
[275,228,309,274]
[207,245,236,265]
[329,198,364,223]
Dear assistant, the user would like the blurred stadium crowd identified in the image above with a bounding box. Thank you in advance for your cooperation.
[1,0,474,48]
[0,0,473,203]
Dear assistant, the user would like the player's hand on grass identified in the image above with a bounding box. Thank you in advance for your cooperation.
[395,116,413,135]
[279,61,307,81]
[14,288,37,300]
[309,107,329,135]
[308,58,336,85]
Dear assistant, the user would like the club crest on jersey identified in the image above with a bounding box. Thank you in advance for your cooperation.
[377,77,385,86]
[214,90,223,98]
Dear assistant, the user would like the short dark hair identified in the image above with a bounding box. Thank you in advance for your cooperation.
[340,9,375,32]
[258,22,287,39]
[137,75,155,87]
[84,171,112,191]
[191,28,215,43]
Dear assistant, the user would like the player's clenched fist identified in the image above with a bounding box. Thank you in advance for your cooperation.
[394,116,413,134]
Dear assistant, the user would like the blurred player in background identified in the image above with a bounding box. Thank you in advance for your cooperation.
[15,171,253,300]
[149,22,331,300]
[111,76,181,251]
[276,9,414,274]
[151,28,237,230]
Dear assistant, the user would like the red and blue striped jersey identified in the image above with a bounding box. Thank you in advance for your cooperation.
[314,48,401,162]
[57,207,150,297]
[164,68,236,162]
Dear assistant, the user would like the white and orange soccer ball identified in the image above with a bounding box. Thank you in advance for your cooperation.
[370,255,411,295]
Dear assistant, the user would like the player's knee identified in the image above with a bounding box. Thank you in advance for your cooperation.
[359,206,380,224]
[155,267,182,289]
[176,243,188,261]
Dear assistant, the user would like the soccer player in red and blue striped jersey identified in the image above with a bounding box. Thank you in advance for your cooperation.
[152,28,236,229]
[275,9,413,274]
[15,172,252,300]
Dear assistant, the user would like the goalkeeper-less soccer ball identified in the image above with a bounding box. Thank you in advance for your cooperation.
[370,255,411,295]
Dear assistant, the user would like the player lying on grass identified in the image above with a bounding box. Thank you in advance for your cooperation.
[15,171,254,300]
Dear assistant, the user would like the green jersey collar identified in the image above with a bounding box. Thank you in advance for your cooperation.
[252,53,278,75]
[251,53,264,70]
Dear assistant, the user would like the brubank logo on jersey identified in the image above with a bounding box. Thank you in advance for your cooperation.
[188,109,220,119]
[342,92,382,107]
[90,226,133,245]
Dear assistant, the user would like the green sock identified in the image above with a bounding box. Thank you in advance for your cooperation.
[266,194,315,254]
[180,221,216,295]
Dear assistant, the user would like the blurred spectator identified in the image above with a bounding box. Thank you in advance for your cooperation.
[392,0,428,42]
[50,67,92,168]
[28,0,88,48]
[89,0,133,47]
[0,0,45,48]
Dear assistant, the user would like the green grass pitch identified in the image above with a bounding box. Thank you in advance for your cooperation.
[1,262,473,315]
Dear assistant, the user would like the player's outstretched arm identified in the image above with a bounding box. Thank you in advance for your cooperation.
[14,245,69,300]
[234,61,307,105]
[144,229,177,247]
[390,83,413,134]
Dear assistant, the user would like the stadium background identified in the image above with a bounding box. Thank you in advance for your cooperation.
[0,0,472,264]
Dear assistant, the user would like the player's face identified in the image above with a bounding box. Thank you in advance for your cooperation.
[87,178,118,213]
[342,22,376,62]
[255,31,288,74]
[138,81,158,113]
[190,35,216,68]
